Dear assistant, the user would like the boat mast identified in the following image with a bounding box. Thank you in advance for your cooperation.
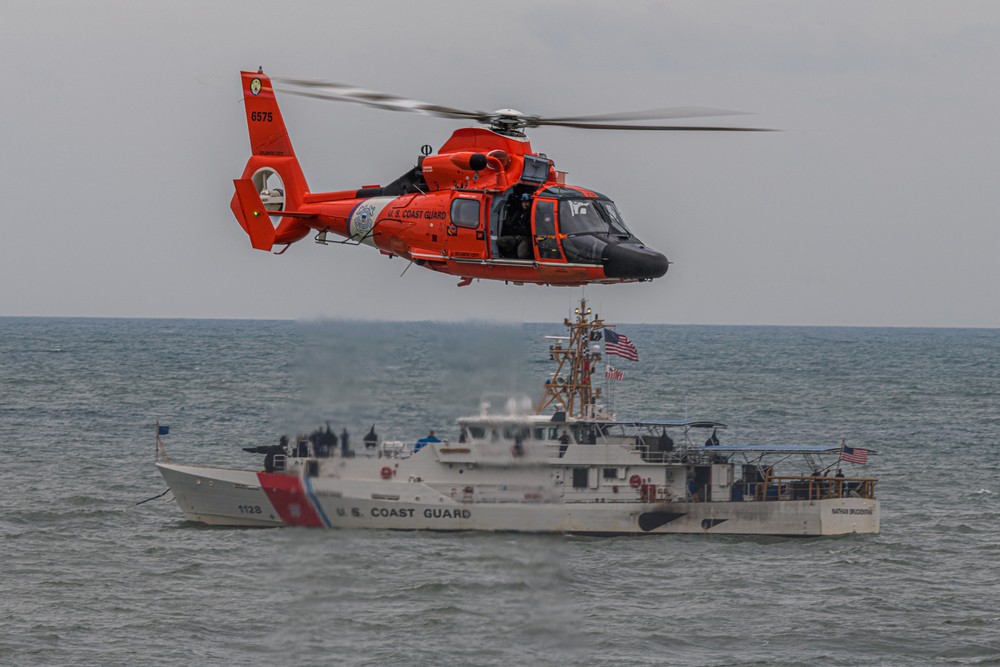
[536,297,611,419]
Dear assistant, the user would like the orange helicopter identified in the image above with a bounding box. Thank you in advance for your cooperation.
[231,70,769,287]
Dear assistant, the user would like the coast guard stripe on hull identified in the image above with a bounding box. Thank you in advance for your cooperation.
[257,472,324,527]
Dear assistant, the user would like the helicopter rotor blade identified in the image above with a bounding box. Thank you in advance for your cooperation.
[531,121,777,132]
[272,76,775,132]
[273,77,490,122]
[538,107,750,124]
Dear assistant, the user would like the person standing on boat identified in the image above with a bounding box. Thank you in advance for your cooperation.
[341,428,351,458]
[459,428,468,444]
[512,432,525,458]
[688,479,700,503]
[558,430,571,457]
[321,424,337,457]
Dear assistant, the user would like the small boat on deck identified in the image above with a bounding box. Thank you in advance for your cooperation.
[156,301,879,536]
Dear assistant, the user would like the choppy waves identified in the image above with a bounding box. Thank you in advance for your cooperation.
[1,318,998,665]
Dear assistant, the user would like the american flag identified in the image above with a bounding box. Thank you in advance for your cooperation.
[841,446,868,465]
[603,330,638,361]
[606,366,624,381]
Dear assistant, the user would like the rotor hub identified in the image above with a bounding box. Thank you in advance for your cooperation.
[489,109,531,136]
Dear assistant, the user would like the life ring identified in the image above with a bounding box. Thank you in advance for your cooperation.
[381,466,393,480]
[629,474,642,488]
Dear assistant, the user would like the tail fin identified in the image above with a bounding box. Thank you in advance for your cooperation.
[231,71,311,251]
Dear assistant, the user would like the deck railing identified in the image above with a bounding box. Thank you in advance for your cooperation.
[755,475,877,502]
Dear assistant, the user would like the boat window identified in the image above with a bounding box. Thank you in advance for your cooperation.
[520,428,531,440]
[469,426,485,439]
[561,235,607,264]
[572,468,589,488]
[603,468,617,479]
[558,200,607,235]
[547,427,559,440]
[503,428,515,439]
[450,198,481,228]
[533,428,544,440]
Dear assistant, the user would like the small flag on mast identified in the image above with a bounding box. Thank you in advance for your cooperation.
[606,366,624,381]
[603,330,639,361]
[841,446,868,464]
[158,425,169,436]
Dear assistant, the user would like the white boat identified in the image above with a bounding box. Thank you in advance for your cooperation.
[156,301,879,536]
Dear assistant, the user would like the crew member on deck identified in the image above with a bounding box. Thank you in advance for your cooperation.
[321,424,337,457]
[558,430,571,457]
[341,428,351,457]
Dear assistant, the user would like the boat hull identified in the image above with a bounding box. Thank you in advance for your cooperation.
[157,463,879,536]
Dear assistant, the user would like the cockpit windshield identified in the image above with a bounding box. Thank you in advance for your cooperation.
[598,201,631,236]
[558,199,631,237]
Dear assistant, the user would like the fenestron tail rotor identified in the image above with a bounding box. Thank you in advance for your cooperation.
[271,76,775,134]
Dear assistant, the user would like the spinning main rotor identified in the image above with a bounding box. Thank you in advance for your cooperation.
[272,76,774,137]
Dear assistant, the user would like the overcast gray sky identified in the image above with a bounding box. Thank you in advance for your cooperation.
[2,1,998,326]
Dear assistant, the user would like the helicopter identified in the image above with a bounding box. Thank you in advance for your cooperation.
[231,70,770,287]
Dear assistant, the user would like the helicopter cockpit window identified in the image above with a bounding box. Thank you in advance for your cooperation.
[599,201,631,236]
[558,200,608,235]
[450,198,481,229]
[561,235,607,264]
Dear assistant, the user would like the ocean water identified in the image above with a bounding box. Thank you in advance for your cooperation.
[1,317,998,666]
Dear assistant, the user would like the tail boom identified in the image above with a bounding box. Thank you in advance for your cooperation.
[232,71,312,250]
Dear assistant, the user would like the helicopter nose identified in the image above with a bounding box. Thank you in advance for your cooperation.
[602,243,669,280]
